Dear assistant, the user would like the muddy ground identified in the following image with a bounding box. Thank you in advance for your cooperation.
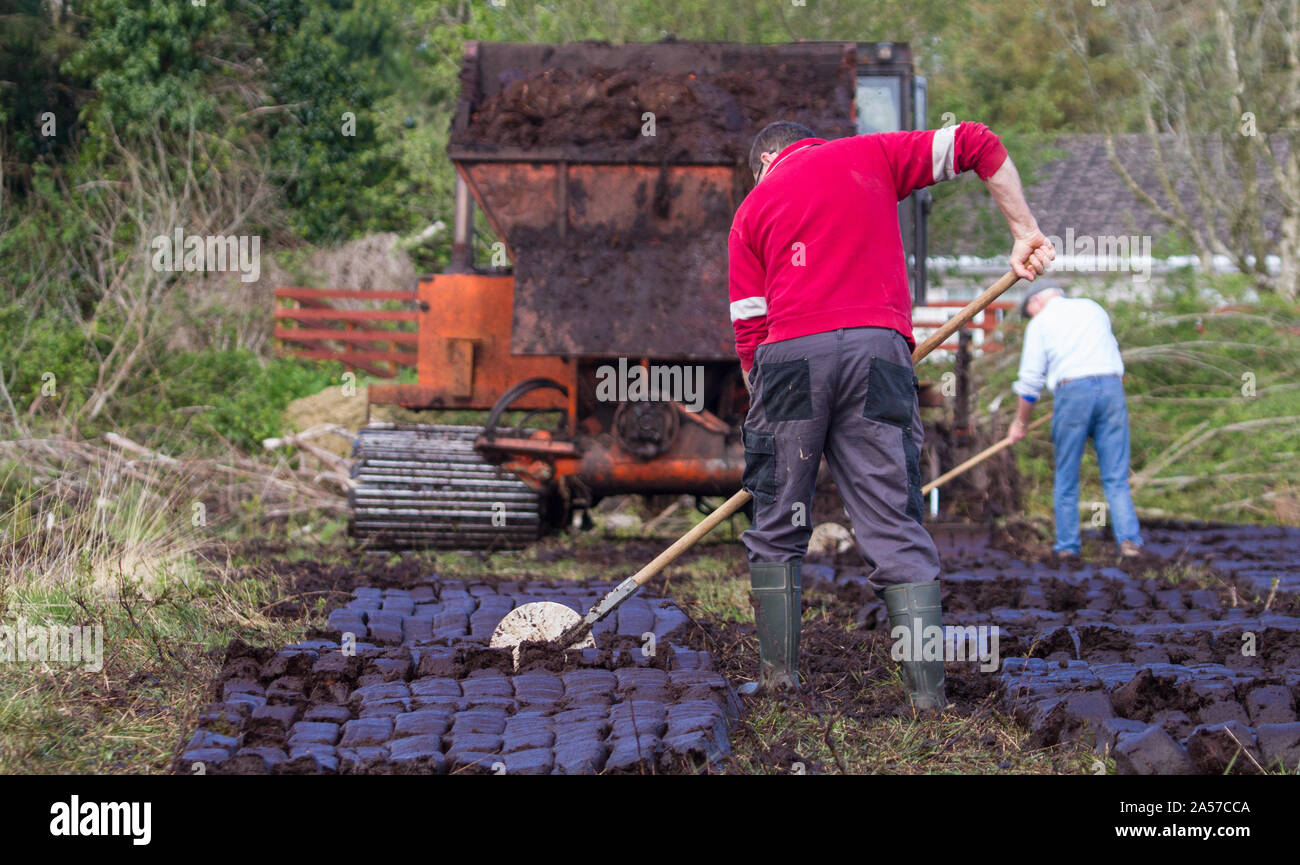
[176,550,740,775]
[177,520,1300,774]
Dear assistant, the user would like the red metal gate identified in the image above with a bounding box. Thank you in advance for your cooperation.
[913,300,1014,354]
[273,287,420,378]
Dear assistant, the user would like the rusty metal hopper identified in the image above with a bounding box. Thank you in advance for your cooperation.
[448,41,860,360]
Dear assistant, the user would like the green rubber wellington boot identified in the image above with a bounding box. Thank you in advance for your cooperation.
[737,561,802,696]
[881,579,948,711]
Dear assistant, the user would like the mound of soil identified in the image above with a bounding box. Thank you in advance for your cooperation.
[923,419,1024,523]
[510,223,738,359]
[453,61,855,165]
[281,386,369,458]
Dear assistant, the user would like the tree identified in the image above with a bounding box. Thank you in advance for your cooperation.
[1055,0,1300,300]
[0,0,90,190]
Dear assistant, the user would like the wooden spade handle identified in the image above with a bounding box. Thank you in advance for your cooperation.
[921,411,1051,495]
[911,270,1020,362]
[625,491,752,590]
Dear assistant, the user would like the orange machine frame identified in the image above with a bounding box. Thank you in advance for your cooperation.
[365,270,746,498]
[367,273,577,427]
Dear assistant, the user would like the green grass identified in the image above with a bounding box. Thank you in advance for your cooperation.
[0,565,316,774]
[0,457,330,773]
[732,696,1099,775]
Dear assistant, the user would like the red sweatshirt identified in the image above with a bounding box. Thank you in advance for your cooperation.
[728,122,1008,371]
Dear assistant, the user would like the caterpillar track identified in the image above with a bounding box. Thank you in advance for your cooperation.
[348,424,543,549]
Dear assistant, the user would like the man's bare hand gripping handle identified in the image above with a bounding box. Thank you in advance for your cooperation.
[985,156,1055,281]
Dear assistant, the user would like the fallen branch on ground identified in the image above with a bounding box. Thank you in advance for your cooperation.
[1131,416,1300,492]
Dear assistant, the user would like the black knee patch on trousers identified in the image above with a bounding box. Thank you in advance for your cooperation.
[742,426,777,503]
[759,358,812,421]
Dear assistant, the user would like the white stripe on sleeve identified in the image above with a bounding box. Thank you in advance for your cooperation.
[931,124,958,183]
[729,296,768,322]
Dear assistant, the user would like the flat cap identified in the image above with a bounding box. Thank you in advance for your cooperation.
[1020,282,1062,318]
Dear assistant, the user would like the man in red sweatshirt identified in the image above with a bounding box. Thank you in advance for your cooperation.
[730,120,1054,704]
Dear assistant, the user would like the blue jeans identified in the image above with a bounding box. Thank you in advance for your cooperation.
[1051,375,1142,554]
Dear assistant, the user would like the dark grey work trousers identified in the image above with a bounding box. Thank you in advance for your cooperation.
[741,326,941,590]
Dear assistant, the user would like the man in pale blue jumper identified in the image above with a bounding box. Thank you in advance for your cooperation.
[1006,284,1143,559]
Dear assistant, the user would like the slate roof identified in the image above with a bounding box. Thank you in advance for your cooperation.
[934,133,1290,256]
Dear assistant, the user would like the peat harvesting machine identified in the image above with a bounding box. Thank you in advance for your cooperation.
[347,40,933,549]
